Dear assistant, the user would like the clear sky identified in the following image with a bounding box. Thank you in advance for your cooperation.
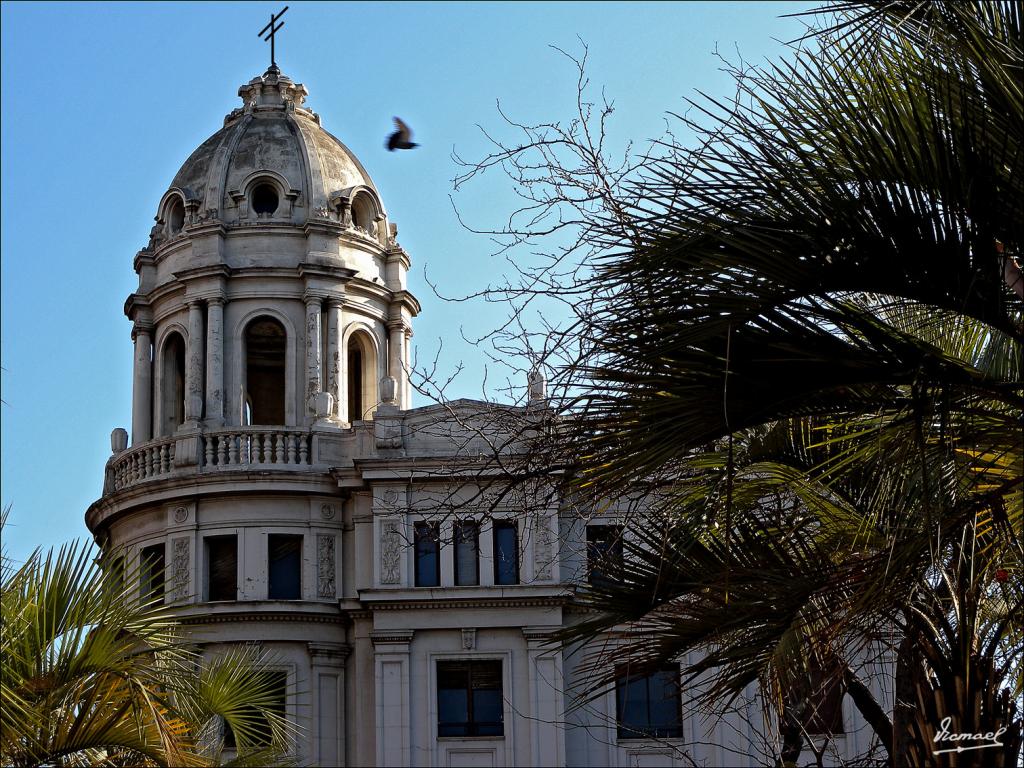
[1,1,813,564]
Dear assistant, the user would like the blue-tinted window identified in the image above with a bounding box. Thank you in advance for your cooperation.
[437,660,503,737]
[616,667,682,739]
[493,521,518,585]
[454,521,479,586]
[268,534,301,599]
[415,522,440,587]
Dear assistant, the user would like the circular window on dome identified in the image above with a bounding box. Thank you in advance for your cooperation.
[167,196,186,234]
[251,183,279,217]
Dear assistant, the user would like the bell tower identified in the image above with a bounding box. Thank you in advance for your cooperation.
[87,67,420,765]
[124,64,418,451]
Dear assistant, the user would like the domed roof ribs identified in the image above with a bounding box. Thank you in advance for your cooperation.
[203,115,251,222]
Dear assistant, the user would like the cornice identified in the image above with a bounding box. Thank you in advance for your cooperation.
[87,467,341,533]
[358,592,571,611]
[180,610,346,626]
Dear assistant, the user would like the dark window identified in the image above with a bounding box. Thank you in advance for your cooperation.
[347,344,363,421]
[251,184,279,216]
[586,525,623,586]
[167,196,185,233]
[206,535,237,601]
[454,521,480,586]
[437,660,503,737]
[415,522,440,587]
[245,318,286,425]
[268,535,302,600]
[105,554,125,601]
[616,666,682,739]
[140,543,165,605]
[803,668,845,735]
[493,521,518,585]
[224,669,287,749]
[161,333,186,436]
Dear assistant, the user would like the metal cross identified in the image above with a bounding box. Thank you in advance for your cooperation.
[258,6,289,68]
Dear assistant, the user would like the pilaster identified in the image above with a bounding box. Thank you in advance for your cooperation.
[523,626,566,767]
[371,629,414,768]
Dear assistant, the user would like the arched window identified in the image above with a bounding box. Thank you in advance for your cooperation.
[347,343,363,421]
[350,194,375,235]
[251,183,279,217]
[159,332,186,436]
[347,332,378,422]
[245,317,287,425]
[167,196,185,234]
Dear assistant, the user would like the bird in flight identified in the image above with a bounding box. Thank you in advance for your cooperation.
[386,117,419,151]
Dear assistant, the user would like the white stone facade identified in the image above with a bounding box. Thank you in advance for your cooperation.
[86,67,889,767]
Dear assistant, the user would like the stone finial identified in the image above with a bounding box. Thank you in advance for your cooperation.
[311,391,335,419]
[528,367,547,402]
[111,428,128,455]
[380,375,398,405]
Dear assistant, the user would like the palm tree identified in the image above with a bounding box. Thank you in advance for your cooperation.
[0,514,295,767]
[550,2,1022,765]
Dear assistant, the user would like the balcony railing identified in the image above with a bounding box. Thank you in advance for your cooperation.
[108,427,314,492]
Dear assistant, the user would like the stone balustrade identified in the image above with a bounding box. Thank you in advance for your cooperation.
[201,427,312,468]
[111,436,177,490]
[108,427,315,492]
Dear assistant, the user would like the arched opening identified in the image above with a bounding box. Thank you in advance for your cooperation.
[251,183,279,217]
[167,197,185,234]
[347,332,377,422]
[347,344,363,421]
[350,194,375,235]
[245,317,286,425]
[159,332,186,436]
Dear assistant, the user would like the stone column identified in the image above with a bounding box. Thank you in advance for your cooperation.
[205,297,225,425]
[371,630,413,768]
[325,298,343,420]
[524,627,566,767]
[305,296,322,415]
[184,301,205,423]
[387,322,406,407]
[131,324,153,445]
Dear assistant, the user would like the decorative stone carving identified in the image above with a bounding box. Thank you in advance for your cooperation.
[533,515,554,580]
[462,628,477,650]
[383,488,399,505]
[317,534,336,598]
[172,537,190,601]
[320,503,336,520]
[173,506,189,524]
[380,519,402,584]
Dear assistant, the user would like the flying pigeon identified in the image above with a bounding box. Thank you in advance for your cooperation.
[386,117,419,151]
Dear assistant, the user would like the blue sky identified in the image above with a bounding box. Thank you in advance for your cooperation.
[1,1,813,563]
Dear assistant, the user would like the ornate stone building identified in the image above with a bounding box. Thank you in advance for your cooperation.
[85,66,887,768]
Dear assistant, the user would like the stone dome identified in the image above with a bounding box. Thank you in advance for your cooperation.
[161,65,381,228]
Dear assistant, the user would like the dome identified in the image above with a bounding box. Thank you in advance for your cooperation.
[160,66,381,229]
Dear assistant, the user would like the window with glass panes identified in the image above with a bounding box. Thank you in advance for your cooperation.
[454,521,480,586]
[437,660,504,737]
[414,521,441,587]
[586,525,623,586]
[492,521,518,585]
[616,666,682,739]
[140,543,165,605]
[205,535,237,601]
[268,534,301,599]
